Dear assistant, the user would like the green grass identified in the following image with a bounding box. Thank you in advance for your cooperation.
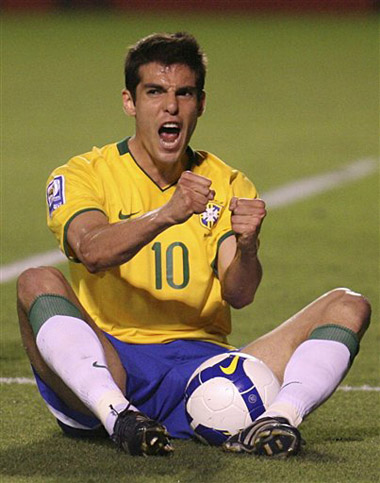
[1,386,379,482]
[1,11,379,483]
[2,12,378,262]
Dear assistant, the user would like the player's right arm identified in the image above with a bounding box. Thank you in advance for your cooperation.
[66,171,214,273]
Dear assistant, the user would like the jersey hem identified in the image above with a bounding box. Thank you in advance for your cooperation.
[103,332,236,350]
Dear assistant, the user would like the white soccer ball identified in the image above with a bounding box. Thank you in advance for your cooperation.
[185,352,280,445]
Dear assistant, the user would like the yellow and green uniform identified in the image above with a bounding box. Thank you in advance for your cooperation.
[46,138,257,347]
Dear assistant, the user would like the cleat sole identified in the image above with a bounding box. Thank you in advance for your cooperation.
[223,417,302,458]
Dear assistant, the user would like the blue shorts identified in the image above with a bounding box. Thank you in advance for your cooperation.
[33,335,234,439]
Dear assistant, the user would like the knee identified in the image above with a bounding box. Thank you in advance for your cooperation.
[17,267,66,307]
[324,288,371,337]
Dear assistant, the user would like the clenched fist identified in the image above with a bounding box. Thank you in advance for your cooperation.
[229,197,266,246]
[163,171,215,224]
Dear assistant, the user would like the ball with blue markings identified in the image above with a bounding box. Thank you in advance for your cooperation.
[184,352,280,445]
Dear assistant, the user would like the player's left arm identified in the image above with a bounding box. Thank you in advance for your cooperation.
[217,197,266,309]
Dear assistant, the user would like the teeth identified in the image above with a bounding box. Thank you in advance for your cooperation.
[162,123,179,128]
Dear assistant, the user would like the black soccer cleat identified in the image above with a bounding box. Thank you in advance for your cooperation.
[111,408,174,456]
[223,417,302,458]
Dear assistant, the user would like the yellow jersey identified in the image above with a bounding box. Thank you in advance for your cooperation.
[46,138,258,347]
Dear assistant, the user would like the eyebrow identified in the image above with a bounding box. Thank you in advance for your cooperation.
[143,83,165,89]
[143,83,197,92]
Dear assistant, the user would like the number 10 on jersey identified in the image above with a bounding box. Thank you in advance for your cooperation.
[152,242,190,290]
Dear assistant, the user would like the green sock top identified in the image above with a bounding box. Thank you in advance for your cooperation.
[29,294,83,336]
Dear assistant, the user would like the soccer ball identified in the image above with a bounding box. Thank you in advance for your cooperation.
[184,352,280,445]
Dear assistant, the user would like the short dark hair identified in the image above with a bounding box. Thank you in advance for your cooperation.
[124,32,207,102]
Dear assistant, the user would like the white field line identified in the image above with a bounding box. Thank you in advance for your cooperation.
[1,377,379,392]
[0,158,377,285]
[263,157,377,208]
[0,249,67,283]
[0,377,37,385]
[338,385,380,392]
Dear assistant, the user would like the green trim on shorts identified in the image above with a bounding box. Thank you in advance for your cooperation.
[309,324,360,362]
[29,294,83,336]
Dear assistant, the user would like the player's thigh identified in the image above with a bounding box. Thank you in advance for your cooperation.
[18,266,126,393]
[242,325,301,385]
[242,288,366,384]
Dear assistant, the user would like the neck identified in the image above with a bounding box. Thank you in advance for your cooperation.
[128,137,190,188]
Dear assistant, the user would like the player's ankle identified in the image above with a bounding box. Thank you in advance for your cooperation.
[259,402,302,427]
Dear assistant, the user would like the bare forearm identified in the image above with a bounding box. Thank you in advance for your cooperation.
[77,208,173,272]
[68,171,217,273]
[221,246,262,309]
[73,171,217,273]
[221,197,266,308]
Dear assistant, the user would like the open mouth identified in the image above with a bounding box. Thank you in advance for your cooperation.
[158,122,181,147]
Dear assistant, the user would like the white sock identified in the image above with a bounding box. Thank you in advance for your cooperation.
[260,339,350,426]
[36,315,137,435]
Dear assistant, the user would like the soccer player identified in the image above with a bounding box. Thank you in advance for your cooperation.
[17,32,371,457]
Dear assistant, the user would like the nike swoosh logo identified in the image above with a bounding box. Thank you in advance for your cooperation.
[220,355,239,375]
[118,210,140,220]
[92,361,108,369]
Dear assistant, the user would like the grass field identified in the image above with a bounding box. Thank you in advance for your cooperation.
[1,10,379,482]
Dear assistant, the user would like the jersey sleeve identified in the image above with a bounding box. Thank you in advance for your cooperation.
[46,154,106,260]
[230,169,258,200]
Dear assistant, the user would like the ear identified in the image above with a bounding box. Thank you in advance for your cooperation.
[122,89,136,116]
[197,91,206,117]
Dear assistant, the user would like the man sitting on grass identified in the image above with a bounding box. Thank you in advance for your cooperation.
[17,32,371,457]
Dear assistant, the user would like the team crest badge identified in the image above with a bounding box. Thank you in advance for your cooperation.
[199,202,222,230]
[47,175,65,217]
